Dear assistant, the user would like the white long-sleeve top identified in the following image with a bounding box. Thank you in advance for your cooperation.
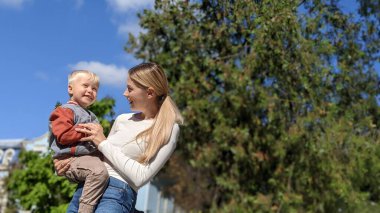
[98,113,180,192]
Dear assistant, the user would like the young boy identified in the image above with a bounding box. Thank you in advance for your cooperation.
[48,70,108,213]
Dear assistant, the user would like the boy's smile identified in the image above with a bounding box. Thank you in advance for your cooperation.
[68,73,98,108]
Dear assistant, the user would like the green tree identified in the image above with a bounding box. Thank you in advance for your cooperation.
[88,96,116,135]
[127,0,380,212]
[6,97,115,213]
[6,151,75,213]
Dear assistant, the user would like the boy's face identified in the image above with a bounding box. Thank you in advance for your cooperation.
[68,74,98,108]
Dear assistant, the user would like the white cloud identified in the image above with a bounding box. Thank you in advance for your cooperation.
[34,72,49,81]
[0,0,30,9]
[106,0,154,13]
[119,53,142,65]
[105,0,154,38]
[74,0,84,9]
[70,61,128,87]
[117,18,145,37]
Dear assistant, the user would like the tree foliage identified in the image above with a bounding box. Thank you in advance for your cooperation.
[127,0,380,212]
[6,97,116,212]
[6,151,75,213]
[88,96,116,135]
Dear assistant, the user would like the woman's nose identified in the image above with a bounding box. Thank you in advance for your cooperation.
[123,90,129,97]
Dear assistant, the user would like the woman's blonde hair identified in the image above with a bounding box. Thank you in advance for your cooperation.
[129,62,183,164]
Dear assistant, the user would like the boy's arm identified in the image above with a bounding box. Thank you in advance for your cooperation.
[50,107,85,145]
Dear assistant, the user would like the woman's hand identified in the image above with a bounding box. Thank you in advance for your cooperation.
[76,123,107,147]
[54,157,74,176]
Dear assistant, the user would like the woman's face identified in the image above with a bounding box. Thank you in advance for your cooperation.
[123,77,149,112]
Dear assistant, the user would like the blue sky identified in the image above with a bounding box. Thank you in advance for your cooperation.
[0,0,154,139]
[0,0,376,140]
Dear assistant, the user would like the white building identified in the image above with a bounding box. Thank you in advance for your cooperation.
[135,181,185,213]
[0,133,51,213]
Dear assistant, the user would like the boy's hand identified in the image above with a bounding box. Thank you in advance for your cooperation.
[53,157,75,176]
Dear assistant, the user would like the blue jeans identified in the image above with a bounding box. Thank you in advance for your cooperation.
[67,177,137,213]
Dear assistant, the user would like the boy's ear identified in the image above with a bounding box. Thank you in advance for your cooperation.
[68,85,73,96]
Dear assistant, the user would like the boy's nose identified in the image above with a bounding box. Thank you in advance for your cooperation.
[86,89,94,95]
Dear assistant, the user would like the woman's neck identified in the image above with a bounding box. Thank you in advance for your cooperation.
[140,112,156,120]
[137,100,159,120]
[139,107,158,120]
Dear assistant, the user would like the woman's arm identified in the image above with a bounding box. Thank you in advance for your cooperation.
[98,124,180,188]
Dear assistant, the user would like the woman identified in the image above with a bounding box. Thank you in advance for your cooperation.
[54,62,183,213]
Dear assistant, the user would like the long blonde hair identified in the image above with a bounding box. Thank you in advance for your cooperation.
[129,62,183,164]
